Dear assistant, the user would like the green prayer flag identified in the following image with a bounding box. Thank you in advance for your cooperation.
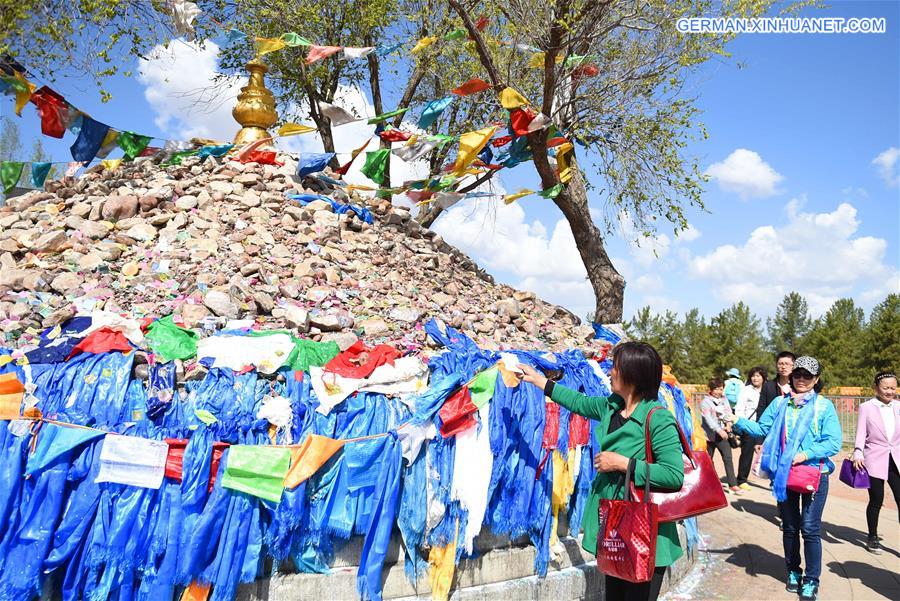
[145,315,198,362]
[161,150,197,166]
[367,108,408,124]
[1,161,24,193]
[118,131,152,159]
[469,366,499,409]
[195,409,218,425]
[444,28,467,41]
[281,32,312,46]
[220,445,292,503]
[30,162,52,188]
[249,332,339,372]
[539,183,564,199]
[361,149,391,185]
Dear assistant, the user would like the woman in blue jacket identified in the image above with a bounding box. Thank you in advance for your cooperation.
[733,356,841,601]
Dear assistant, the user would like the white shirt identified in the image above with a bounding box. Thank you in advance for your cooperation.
[734,385,761,421]
[876,399,896,440]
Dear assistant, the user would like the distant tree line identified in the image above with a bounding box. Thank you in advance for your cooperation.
[624,292,899,388]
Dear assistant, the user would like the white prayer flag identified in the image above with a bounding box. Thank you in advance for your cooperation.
[96,435,169,489]
[318,101,359,126]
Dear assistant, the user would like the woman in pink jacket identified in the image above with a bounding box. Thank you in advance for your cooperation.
[852,371,899,554]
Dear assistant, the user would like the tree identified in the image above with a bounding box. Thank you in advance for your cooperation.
[862,294,900,375]
[767,292,812,355]
[672,308,713,384]
[430,0,786,323]
[0,115,22,162]
[706,302,768,378]
[1,1,190,100]
[804,298,867,387]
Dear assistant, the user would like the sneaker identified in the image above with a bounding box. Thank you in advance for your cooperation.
[799,580,818,601]
[866,536,882,554]
[739,482,751,491]
[786,571,802,593]
[729,485,743,494]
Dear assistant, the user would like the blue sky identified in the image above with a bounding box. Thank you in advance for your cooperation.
[3,0,898,324]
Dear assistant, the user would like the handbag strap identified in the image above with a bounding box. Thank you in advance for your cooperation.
[644,405,695,468]
[623,456,651,502]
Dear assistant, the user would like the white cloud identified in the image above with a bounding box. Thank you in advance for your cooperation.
[872,146,899,187]
[432,196,595,318]
[138,40,245,142]
[618,212,672,266]
[706,148,784,199]
[689,198,896,315]
[675,224,701,243]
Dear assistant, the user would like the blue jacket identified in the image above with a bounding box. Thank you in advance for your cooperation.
[736,393,842,473]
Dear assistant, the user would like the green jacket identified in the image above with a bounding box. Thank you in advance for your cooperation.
[550,384,685,567]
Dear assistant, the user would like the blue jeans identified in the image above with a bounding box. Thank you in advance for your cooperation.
[778,473,829,583]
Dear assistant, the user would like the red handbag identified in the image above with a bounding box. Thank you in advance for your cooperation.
[596,459,658,583]
[631,406,729,522]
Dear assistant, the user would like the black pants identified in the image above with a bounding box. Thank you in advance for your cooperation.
[707,436,737,487]
[866,455,900,537]
[736,434,761,485]
[605,567,667,601]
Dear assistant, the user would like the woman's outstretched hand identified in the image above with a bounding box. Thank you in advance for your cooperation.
[516,363,548,391]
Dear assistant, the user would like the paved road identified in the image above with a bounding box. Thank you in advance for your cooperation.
[663,452,899,600]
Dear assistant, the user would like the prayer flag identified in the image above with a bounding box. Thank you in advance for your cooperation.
[0,373,24,419]
[30,162,52,188]
[284,434,346,488]
[65,162,83,177]
[509,107,538,136]
[2,71,36,116]
[196,144,233,158]
[220,445,292,503]
[367,107,408,124]
[556,142,574,183]
[376,43,403,56]
[491,135,512,148]
[29,86,71,138]
[540,183,564,199]
[256,37,287,57]
[452,127,496,175]
[95,129,120,159]
[117,131,152,159]
[281,32,312,47]
[439,386,477,437]
[392,137,439,162]
[318,101,357,126]
[503,189,534,204]
[528,52,564,68]
[342,46,375,60]
[361,149,391,185]
[277,122,316,136]
[96,435,169,489]
[225,29,246,44]
[418,96,454,129]
[499,87,528,110]
[297,152,334,177]
[378,128,411,143]
[69,116,111,162]
[527,113,551,133]
[445,28,467,41]
[469,367,499,409]
[452,78,491,96]
[305,45,342,65]
[171,0,201,39]
[102,159,123,170]
[433,191,464,209]
[572,64,600,79]
[334,138,371,175]
[411,36,437,54]
[0,161,24,193]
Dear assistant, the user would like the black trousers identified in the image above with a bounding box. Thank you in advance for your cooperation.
[707,436,737,487]
[605,567,667,601]
[867,455,900,537]
[736,434,762,485]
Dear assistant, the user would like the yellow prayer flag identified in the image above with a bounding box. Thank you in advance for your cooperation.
[503,189,534,204]
[452,126,496,176]
[102,159,123,170]
[428,521,459,601]
[11,72,36,116]
[527,52,564,68]
[277,123,317,137]
[255,37,287,57]
[556,142,574,183]
[346,184,376,192]
[0,373,25,419]
[411,36,437,54]
[499,87,529,110]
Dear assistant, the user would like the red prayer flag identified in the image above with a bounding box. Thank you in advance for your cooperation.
[509,107,538,137]
[439,386,477,437]
[475,16,489,31]
[65,327,132,360]
[542,402,560,449]
[305,45,342,65]
[29,86,71,138]
[164,438,188,481]
[379,129,412,143]
[451,78,491,96]
[569,414,591,448]
[572,64,600,80]
[324,340,401,379]
[139,146,162,157]
[547,136,568,148]
[240,150,282,165]
[406,190,434,203]
[334,138,371,175]
[491,135,512,148]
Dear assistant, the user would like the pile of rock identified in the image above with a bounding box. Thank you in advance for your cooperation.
[0,152,599,354]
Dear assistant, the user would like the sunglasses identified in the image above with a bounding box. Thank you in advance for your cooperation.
[793,371,816,380]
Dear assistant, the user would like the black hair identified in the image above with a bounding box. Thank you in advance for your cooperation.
[610,341,662,401]
[746,366,768,385]
[874,371,897,386]
[776,351,796,362]
[708,377,724,391]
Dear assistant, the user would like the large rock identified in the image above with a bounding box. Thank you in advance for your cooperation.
[203,290,239,319]
[102,195,139,220]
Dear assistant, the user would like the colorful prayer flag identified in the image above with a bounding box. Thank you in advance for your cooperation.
[30,162,52,188]
[281,32,312,47]
[418,97,454,129]
[361,149,391,184]
[318,101,357,126]
[452,127,496,175]
[527,113,551,133]
[411,36,437,54]
[0,161,24,193]
[445,28,467,41]
[255,37,287,57]
[556,142,574,183]
[540,183,564,199]
[305,45,342,65]
[277,122,317,136]
[2,71,36,116]
[392,137,439,162]
[69,116,111,163]
[297,152,335,177]
[499,87,529,110]
[367,107,408,124]
[342,46,375,59]
[334,139,371,176]
[29,86,71,138]
[283,434,346,488]
[220,445,292,503]
[95,129,121,159]
[452,78,491,96]
[117,131,152,159]
[102,159,123,171]
[503,189,534,204]
[378,128,412,143]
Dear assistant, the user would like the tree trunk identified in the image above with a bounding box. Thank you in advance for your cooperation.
[365,35,391,192]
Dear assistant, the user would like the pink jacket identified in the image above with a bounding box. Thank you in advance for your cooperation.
[853,399,900,480]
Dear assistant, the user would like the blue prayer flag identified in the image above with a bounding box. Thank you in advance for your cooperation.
[69,116,110,162]
[30,162,52,188]
[417,97,454,129]
[297,153,335,177]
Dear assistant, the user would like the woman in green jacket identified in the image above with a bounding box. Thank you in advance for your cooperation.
[518,341,685,601]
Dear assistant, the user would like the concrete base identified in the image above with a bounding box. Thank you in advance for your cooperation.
[236,522,695,600]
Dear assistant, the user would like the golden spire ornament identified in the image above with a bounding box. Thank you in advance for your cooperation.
[232,59,278,145]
